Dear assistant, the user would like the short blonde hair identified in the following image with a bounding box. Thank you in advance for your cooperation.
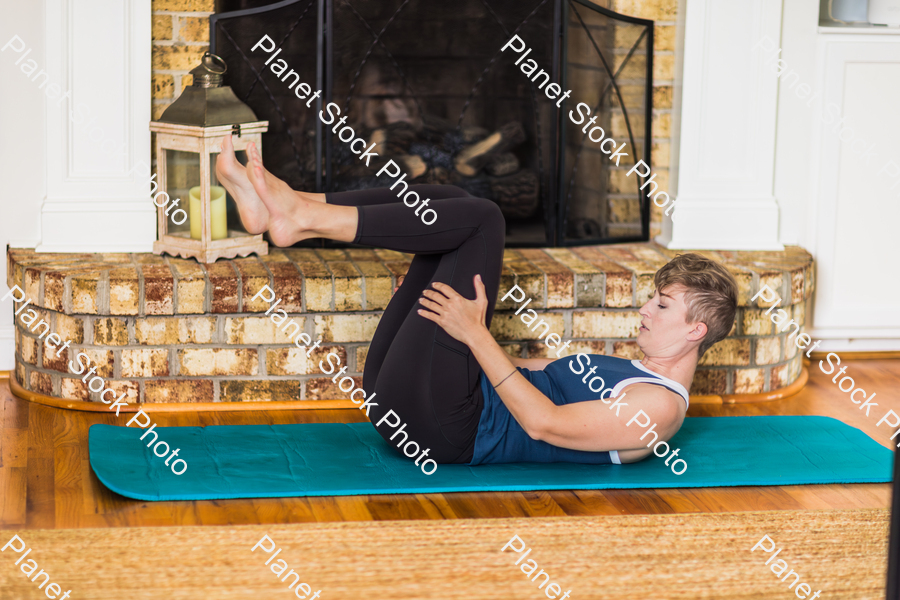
[654,253,738,356]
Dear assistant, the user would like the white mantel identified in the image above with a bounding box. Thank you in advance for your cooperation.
[0,0,153,367]
[38,0,154,252]
[657,0,784,250]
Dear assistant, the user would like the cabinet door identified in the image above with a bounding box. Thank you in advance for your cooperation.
[809,38,900,340]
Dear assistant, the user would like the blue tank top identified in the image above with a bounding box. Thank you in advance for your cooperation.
[468,354,690,465]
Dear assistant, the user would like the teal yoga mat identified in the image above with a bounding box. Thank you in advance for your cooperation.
[88,416,893,501]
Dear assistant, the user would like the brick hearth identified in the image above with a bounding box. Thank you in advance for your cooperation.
[7,243,814,405]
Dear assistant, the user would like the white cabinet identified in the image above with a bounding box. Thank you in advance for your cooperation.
[804,31,900,349]
[668,1,900,351]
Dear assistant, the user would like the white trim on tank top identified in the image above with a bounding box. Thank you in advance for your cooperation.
[628,360,690,409]
[606,363,690,462]
[607,376,690,410]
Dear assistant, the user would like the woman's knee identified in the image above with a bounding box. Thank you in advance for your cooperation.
[471,198,506,232]
[408,184,471,200]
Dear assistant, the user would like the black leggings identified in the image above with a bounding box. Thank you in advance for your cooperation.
[326,184,505,463]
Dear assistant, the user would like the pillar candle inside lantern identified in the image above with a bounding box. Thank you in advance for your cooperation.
[189,186,227,240]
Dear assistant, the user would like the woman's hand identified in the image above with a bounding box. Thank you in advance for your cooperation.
[417,275,489,346]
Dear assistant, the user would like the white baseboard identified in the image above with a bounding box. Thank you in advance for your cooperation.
[810,337,900,353]
[810,327,900,339]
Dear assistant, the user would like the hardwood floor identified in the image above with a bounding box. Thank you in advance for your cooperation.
[1,358,896,530]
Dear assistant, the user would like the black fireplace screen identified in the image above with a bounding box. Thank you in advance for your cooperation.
[211,0,653,246]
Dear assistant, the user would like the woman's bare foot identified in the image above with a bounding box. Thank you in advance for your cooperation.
[245,142,359,247]
[245,142,313,247]
[215,135,269,234]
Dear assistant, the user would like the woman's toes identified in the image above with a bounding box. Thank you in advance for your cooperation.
[250,143,266,170]
[218,136,237,169]
[213,136,271,235]
[245,158,269,200]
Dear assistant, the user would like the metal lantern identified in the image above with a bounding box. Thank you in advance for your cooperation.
[150,52,269,263]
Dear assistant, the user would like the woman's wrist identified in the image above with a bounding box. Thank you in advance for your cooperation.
[464,324,493,349]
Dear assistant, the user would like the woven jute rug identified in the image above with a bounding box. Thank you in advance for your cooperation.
[0,509,889,599]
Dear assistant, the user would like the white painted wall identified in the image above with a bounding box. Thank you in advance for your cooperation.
[0,1,47,369]
[0,0,153,369]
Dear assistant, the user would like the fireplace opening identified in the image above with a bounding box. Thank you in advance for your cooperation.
[212,0,653,247]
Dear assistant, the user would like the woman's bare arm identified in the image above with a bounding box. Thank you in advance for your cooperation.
[462,327,681,450]
[416,277,681,451]
[509,357,556,370]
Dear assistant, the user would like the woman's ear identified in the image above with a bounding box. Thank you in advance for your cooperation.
[687,321,707,343]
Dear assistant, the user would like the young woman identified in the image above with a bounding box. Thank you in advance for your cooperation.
[215,136,738,466]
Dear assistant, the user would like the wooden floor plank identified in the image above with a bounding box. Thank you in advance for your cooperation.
[547,489,623,516]
[54,442,86,528]
[679,486,808,513]
[1,428,27,468]
[197,498,266,526]
[779,484,878,510]
[825,483,891,508]
[441,492,529,519]
[163,501,203,527]
[82,458,116,520]
[413,494,460,520]
[366,496,436,521]
[651,488,705,513]
[2,388,28,429]
[332,496,376,521]
[0,466,26,526]
[27,403,57,459]
[517,490,569,517]
[245,498,294,525]
[307,496,351,522]
[601,489,680,514]
[1,357,897,529]
[24,456,55,528]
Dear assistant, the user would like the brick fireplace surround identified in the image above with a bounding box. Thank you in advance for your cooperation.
[7,243,813,407]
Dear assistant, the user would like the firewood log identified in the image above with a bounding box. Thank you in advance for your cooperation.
[488,170,540,219]
[461,126,489,143]
[369,121,417,155]
[485,153,520,177]
[399,154,427,179]
[425,167,450,185]
[454,122,526,177]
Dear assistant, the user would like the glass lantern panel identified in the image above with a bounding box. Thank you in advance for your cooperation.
[210,149,251,238]
[164,149,201,238]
